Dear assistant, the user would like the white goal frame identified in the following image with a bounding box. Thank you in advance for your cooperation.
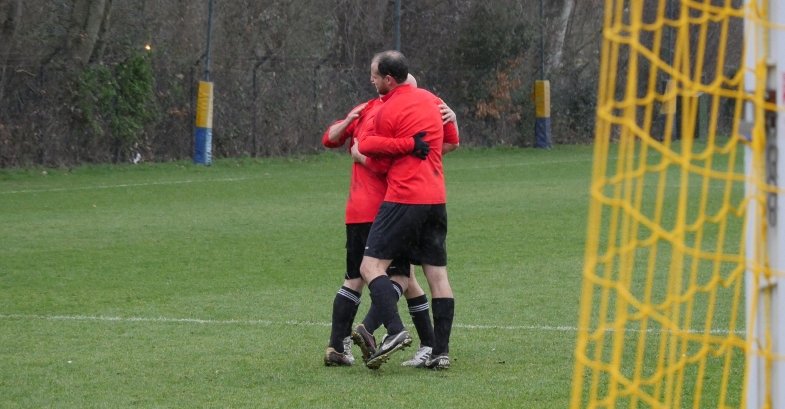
[745,0,785,407]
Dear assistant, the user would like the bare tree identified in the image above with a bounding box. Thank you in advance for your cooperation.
[0,0,21,103]
[551,0,575,70]
[64,0,113,67]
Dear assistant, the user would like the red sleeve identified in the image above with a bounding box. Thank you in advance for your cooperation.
[360,98,414,155]
[359,134,414,156]
[321,120,356,148]
[443,122,459,145]
[433,96,460,145]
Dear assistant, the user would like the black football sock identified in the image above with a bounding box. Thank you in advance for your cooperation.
[363,281,403,333]
[367,276,404,335]
[391,281,403,299]
[329,286,361,352]
[407,294,434,348]
[431,297,454,355]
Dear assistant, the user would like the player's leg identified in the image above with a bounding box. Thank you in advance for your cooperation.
[405,268,435,348]
[352,260,408,363]
[421,265,453,370]
[361,264,407,334]
[360,203,410,338]
[423,264,453,298]
[401,267,436,367]
[361,255,412,369]
[360,256,403,334]
[325,224,368,366]
[418,204,453,370]
[361,202,421,368]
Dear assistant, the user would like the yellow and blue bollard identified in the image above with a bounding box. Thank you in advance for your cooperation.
[194,80,214,165]
[534,80,552,148]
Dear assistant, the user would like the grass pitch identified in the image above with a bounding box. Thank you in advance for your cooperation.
[0,147,593,408]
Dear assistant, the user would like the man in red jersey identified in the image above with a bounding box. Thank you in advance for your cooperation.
[321,74,458,367]
[350,74,459,369]
[357,50,455,370]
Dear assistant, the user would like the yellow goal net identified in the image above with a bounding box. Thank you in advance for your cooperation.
[570,1,785,408]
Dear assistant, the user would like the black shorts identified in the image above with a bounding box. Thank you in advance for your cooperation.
[364,202,447,267]
[345,223,410,280]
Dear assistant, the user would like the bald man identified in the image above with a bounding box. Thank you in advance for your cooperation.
[321,72,458,368]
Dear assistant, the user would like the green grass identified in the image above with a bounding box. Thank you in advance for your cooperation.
[0,144,737,408]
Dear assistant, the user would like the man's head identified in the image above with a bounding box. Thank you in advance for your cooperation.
[370,50,409,95]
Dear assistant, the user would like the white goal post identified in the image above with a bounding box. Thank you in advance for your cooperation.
[745,0,785,407]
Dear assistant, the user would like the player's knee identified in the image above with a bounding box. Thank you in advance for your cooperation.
[405,277,424,297]
[359,260,378,281]
[391,276,409,293]
[343,277,364,292]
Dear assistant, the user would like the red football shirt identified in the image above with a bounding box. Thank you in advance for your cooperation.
[321,98,389,224]
[360,84,448,204]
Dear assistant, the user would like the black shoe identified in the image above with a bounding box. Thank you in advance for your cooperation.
[351,324,377,362]
[365,330,412,370]
[324,347,353,367]
[424,353,450,370]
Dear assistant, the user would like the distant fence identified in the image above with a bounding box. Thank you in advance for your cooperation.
[0,59,599,167]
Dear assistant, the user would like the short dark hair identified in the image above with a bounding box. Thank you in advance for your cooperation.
[374,50,408,84]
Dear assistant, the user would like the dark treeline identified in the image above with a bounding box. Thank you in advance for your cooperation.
[0,0,739,167]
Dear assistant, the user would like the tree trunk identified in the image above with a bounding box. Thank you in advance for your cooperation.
[551,0,575,70]
[65,0,112,66]
[89,0,113,64]
[0,0,22,105]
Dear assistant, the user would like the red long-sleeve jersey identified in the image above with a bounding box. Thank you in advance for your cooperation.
[321,98,389,224]
[361,84,449,204]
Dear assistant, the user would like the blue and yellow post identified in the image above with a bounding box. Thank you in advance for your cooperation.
[194,80,213,164]
[534,80,552,148]
[194,0,214,165]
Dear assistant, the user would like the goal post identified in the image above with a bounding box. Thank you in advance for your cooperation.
[745,0,785,407]
[570,0,785,407]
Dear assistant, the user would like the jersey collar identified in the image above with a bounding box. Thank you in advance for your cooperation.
[380,83,413,102]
